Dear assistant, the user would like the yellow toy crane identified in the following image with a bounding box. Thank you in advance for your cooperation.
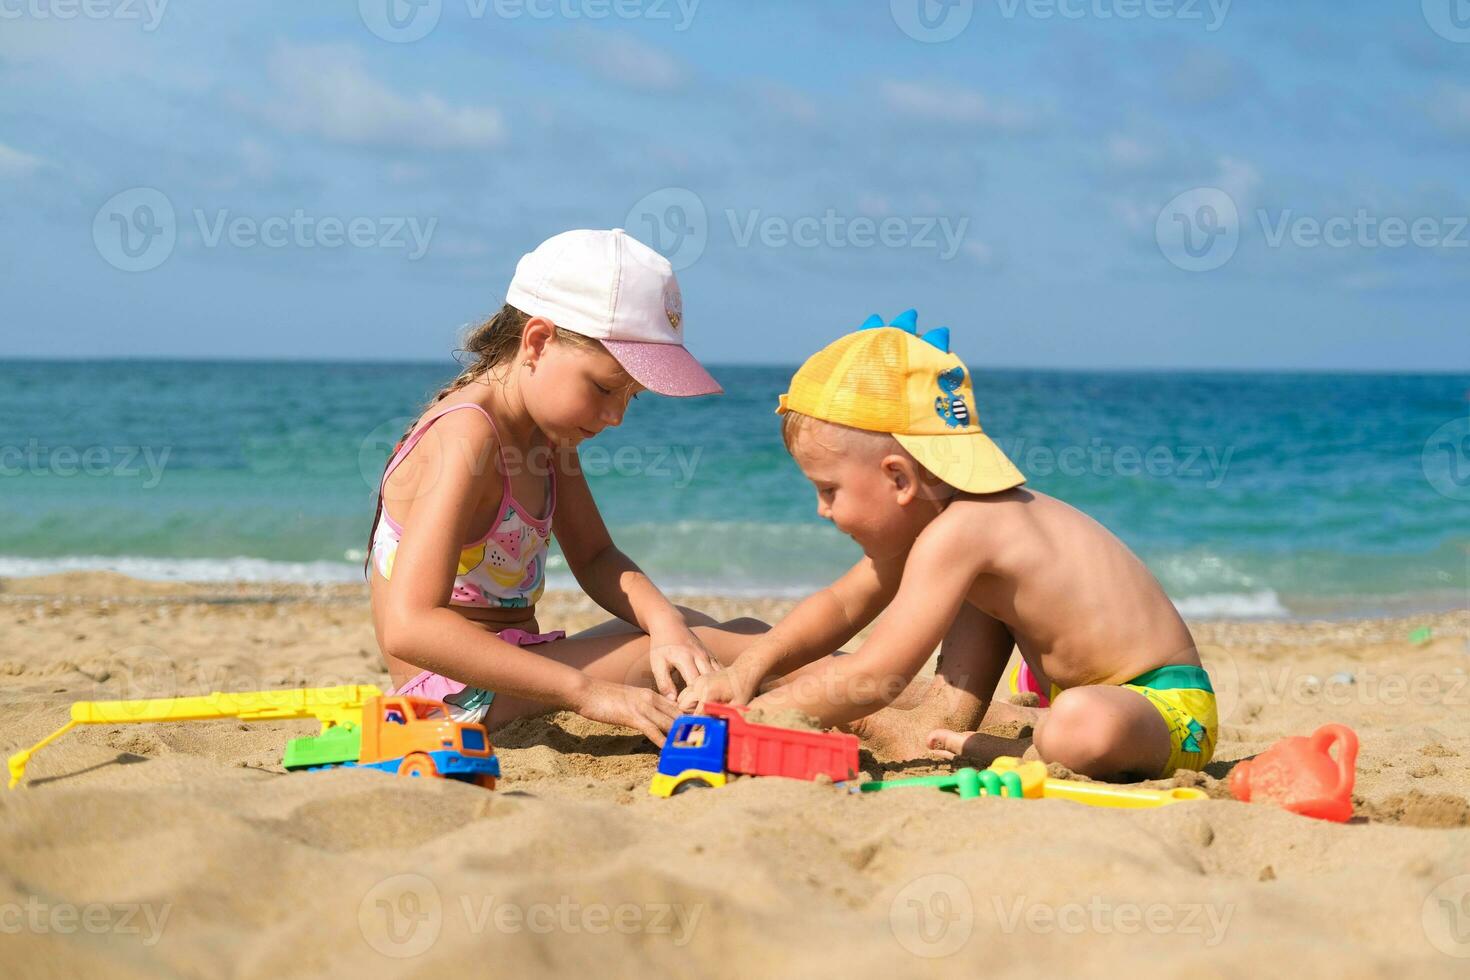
[7,685,382,789]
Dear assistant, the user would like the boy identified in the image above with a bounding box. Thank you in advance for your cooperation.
[680,312,1216,779]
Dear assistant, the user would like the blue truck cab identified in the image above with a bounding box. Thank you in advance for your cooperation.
[649,714,730,796]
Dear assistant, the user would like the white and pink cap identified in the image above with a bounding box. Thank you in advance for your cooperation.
[505,228,722,397]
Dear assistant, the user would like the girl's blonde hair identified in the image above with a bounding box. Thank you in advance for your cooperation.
[364,304,601,573]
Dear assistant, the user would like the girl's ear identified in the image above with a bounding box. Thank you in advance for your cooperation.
[522,317,557,365]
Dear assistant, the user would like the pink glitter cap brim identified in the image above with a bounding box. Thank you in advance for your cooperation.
[599,339,723,397]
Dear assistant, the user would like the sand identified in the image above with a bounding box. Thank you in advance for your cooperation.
[2,572,1468,978]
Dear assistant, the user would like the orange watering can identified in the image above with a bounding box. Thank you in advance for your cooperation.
[1229,724,1357,822]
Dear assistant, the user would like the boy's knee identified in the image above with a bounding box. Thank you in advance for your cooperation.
[1034,690,1132,777]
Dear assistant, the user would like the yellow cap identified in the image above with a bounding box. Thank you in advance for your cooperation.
[776,312,1025,494]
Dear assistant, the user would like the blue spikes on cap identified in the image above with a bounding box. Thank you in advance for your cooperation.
[921,327,950,353]
[889,308,918,333]
[855,309,950,353]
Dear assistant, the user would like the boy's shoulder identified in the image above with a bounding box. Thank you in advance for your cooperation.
[905,489,1035,577]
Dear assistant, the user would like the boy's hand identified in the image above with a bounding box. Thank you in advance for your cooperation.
[574,679,680,747]
[647,625,717,698]
[678,663,761,713]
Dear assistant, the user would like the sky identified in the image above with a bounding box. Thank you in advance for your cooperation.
[2,0,1468,371]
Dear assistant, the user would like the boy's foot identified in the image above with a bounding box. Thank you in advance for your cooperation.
[926,728,1035,767]
[847,679,993,760]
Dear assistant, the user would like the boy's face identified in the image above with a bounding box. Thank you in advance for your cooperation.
[789,425,930,561]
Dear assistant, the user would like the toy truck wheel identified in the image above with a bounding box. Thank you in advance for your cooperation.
[672,777,714,794]
[397,753,439,779]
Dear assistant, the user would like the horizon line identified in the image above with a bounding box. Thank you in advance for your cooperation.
[0,355,1467,377]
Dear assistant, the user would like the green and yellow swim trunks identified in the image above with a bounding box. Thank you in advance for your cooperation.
[1119,665,1217,775]
[1008,662,1217,775]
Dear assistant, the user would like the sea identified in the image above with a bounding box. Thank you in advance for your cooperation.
[1,360,1466,620]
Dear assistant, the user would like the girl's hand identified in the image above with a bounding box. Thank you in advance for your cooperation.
[647,627,717,699]
[575,679,680,747]
[677,662,762,713]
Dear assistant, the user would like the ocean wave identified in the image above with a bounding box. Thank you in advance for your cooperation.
[1173,590,1289,619]
[0,555,364,584]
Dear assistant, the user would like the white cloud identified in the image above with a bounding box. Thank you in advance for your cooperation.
[259,43,504,151]
[1428,83,1470,140]
[880,80,1034,132]
[573,32,686,93]
[0,143,44,179]
[1105,135,1159,172]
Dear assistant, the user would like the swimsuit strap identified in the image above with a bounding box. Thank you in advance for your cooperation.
[380,402,509,496]
[378,402,556,528]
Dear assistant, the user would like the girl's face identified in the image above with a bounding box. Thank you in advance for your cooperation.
[521,322,642,444]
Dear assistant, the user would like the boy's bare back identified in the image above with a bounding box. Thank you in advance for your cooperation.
[930,486,1200,689]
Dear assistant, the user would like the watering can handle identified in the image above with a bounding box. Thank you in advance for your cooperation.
[1310,724,1358,796]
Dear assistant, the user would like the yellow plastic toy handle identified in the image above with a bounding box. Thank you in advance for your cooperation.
[8,721,80,789]
[7,685,383,789]
[988,755,1207,809]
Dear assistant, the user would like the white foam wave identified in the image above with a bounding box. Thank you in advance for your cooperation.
[0,555,364,585]
[1173,590,1289,619]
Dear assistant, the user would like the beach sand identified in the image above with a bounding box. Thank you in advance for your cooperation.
[2,572,1468,977]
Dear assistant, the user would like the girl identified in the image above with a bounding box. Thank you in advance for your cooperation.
[367,229,767,746]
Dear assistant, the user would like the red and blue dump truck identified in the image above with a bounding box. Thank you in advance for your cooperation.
[649,702,860,796]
